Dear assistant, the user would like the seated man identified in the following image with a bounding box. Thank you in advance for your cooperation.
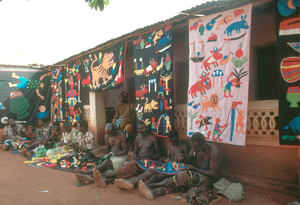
[138,132,222,200]
[25,123,40,140]
[114,129,190,190]
[76,121,161,188]
[67,119,95,163]
[1,118,26,151]
[75,123,128,186]
[47,121,62,142]
[112,91,136,151]
[38,118,53,141]
[57,120,79,151]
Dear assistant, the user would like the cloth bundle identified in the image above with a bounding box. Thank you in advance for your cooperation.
[213,177,244,202]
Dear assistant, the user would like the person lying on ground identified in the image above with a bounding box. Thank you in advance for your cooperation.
[75,121,161,188]
[138,132,222,200]
[22,121,63,157]
[75,123,128,184]
[114,129,190,190]
[112,91,136,151]
[1,118,26,151]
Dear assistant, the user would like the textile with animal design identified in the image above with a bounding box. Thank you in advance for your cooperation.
[81,40,126,92]
[133,25,174,136]
[275,0,300,146]
[188,4,252,146]
[0,70,51,128]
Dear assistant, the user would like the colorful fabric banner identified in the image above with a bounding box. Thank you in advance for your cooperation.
[275,0,300,146]
[0,70,51,128]
[63,60,82,127]
[51,67,64,122]
[81,40,126,92]
[187,5,252,146]
[133,25,174,136]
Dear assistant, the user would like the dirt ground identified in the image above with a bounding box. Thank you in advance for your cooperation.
[0,150,298,205]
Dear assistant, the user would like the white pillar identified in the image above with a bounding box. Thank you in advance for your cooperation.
[89,92,106,146]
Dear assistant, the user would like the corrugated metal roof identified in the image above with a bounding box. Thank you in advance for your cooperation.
[50,0,270,68]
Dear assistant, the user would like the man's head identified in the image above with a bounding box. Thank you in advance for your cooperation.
[168,129,179,146]
[137,121,149,136]
[77,120,88,132]
[53,121,61,132]
[190,132,207,152]
[38,118,48,127]
[60,120,71,133]
[28,123,36,132]
[119,91,128,103]
[8,118,15,126]
[105,123,116,137]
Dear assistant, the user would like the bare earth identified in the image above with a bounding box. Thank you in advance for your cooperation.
[0,150,297,205]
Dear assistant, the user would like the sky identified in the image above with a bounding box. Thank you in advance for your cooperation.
[0,0,209,66]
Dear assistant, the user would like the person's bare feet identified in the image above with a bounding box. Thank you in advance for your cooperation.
[22,147,32,156]
[75,167,80,174]
[93,166,106,188]
[75,173,94,183]
[138,180,154,200]
[115,178,134,190]
[2,144,8,151]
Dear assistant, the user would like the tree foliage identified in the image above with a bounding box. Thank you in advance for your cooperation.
[85,0,109,11]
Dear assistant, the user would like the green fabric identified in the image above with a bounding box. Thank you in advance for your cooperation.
[35,147,47,157]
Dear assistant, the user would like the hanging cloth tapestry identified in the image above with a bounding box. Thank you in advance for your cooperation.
[275,0,300,146]
[63,60,82,127]
[51,66,64,122]
[187,4,252,146]
[81,40,126,92]
[0,69,51,128]
[133,25,174,136]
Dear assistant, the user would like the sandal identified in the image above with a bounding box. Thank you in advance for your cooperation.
[76,181,94,187]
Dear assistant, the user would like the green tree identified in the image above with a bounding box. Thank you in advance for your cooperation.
[85,0,109,11]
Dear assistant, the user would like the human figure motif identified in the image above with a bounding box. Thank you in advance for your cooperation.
[151,117,159,133]
[224,72,242,98]
[66,79,79,107]
[157,78,170,99]
[212,118,227,142]
[235,110,245,134]
[36,105,48,119]
[8,72,51,100]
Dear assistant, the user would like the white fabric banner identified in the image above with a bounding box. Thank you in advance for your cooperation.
[187,4,252,146]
